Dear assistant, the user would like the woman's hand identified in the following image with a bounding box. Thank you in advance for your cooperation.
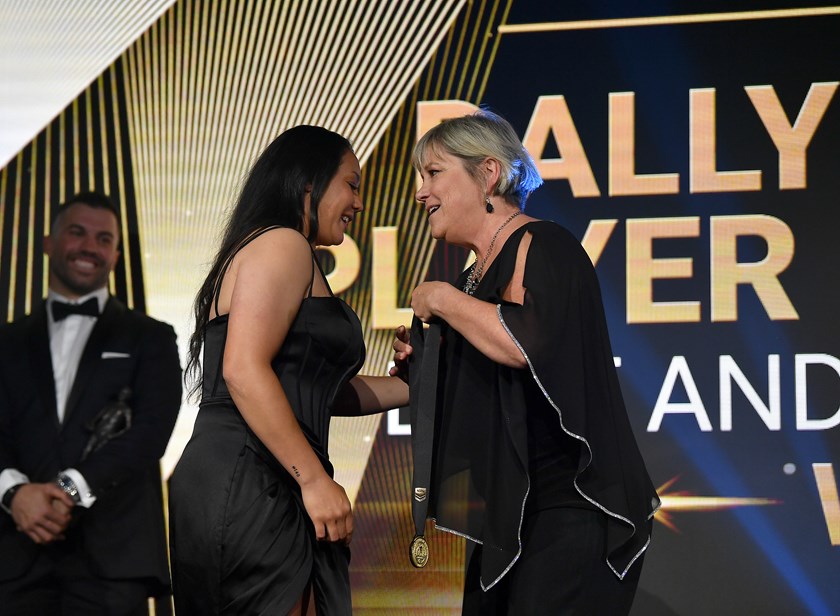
[411,282,453,322]
[300,475,354,545]
[389,325,412,382]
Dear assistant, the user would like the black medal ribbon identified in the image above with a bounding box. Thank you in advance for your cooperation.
[408,320,442,568]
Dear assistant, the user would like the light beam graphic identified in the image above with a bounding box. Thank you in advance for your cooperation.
[655,475,782,533]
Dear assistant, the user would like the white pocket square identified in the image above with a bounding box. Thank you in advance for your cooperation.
[101,352,131,359]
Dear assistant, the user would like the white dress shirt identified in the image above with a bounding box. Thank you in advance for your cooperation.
[49,288,109,423]
[0,288,108,512]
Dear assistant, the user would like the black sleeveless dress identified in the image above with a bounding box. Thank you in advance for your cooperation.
[169,233,365,615]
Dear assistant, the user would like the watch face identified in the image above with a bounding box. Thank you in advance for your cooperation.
[56,475,81,504]
[2,485,21,510]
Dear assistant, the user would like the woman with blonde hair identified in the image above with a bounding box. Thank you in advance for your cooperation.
[393,110,659,614]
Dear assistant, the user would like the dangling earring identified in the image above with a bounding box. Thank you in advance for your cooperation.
[485,196,494,214]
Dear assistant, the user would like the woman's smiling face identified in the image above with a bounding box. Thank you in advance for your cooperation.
[308,149,363,246]
[415,147,483,244]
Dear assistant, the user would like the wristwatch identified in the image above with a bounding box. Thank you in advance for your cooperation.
[1,483,23,513]
[55,473,82,505]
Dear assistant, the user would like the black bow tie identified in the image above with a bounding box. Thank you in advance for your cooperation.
[52,297,100,321]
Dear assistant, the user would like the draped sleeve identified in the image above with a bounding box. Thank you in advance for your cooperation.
[497,221,660,579]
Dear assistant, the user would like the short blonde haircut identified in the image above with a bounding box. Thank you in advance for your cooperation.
[412,109,543,208]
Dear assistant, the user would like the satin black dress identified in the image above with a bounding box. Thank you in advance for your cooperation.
[169,240,365,615]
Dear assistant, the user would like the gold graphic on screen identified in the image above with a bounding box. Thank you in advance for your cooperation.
[655,475,782,533]
[813,463,840,545]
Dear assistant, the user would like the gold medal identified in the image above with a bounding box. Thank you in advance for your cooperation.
[409,535,429,568]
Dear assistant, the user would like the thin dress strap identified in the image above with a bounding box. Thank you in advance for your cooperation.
[309,247,334,298]
[212,225,284,318]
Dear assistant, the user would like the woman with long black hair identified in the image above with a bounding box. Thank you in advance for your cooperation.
[170,126,407,615]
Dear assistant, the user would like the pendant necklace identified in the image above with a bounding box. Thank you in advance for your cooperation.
[463,210,521,296]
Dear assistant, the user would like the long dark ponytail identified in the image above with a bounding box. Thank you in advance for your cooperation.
[185,125,352,398]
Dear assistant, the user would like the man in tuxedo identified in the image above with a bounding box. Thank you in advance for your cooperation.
[0,192,182,615]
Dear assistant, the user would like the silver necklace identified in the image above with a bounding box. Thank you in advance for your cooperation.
[463,210,521,296]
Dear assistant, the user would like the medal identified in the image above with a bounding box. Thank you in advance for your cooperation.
[409,534,429,568]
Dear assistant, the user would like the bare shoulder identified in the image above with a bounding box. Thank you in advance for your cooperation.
[235,227,311,285]
[218,227,313,318]
[230,228,310,278]
[239,227,311,261]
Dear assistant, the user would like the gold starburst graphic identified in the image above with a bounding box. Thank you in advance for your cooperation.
[654,476,782,532]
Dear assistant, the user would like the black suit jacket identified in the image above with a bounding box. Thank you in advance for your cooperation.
[0,297,181,593]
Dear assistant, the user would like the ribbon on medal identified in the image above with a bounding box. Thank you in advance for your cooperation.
[408,320,442,569]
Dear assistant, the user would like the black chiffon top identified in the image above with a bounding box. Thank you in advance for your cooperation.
[438,299,588,515]
[413,220,659,591]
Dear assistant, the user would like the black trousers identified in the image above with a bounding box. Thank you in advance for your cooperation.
[463,507,645,616]
[0,534,151,616]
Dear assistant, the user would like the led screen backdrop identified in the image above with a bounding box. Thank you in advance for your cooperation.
[1,1,838,614]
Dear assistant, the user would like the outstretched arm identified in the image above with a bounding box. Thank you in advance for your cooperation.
[332,374,409,417]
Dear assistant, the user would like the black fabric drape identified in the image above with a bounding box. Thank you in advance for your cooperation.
[411,220,660,592]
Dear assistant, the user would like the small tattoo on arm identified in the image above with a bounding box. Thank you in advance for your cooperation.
[292,465,301,478]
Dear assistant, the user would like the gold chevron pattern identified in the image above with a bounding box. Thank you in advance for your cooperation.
[0,0,176,168]
[118,0,468,477]
[0,67,147,320]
